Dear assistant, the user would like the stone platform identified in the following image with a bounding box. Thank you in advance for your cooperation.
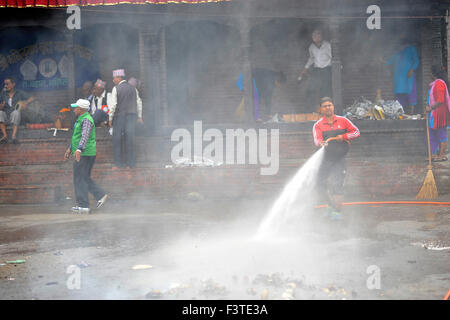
[0,120,448,204]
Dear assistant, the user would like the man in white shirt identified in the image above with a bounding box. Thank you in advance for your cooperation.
[108,69,144,170]
[299,30,333,111]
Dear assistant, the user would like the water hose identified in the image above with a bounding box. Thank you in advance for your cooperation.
[324,136,350,145]
[315,201,450,208]
[444,289,450,300]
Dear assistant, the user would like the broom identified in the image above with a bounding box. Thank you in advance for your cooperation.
[416,112,438,199]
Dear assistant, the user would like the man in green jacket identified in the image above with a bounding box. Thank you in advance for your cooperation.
[64,99,108,214]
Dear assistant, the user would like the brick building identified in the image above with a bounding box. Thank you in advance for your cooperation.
[0,0,449,204]
[1,0,449,130]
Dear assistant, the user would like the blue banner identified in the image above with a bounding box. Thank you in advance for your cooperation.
[0,27,99,92]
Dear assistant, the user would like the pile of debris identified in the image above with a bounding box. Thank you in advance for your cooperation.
[143,273,356,300]
[344,97,413,120]
[165,156,223,169]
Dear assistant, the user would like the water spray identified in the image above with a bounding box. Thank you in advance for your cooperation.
[254,147,325,239]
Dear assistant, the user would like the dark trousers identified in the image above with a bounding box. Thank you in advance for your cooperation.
[306,66,332,112]
[73,156,105,208]
[112,113,137,168]
[316,157,346,207]
[260,90,274,119]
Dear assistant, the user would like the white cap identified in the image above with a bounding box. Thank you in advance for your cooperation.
[70,99,90,110]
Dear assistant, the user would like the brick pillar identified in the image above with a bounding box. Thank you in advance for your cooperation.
[160,28,169,127]
[330,19,343,115]
[239,18,254,123]
[64,31,76,103]
[447,9,450,84]
[138,28,162,135]
[421,21,432,108]
[149,31,163,134]
[431,15,443,68]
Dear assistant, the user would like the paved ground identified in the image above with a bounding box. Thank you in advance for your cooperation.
[0,196,449,300]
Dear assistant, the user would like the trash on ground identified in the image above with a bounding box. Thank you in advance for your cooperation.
[344,97,406,120]
[166,282,191,296]
[169,156,223,168]
[186,192,204,201]
[286,282,297,289]
[252,273,284,287]
[6,260,26,264]
[246,288,257,296]
[77,261,91,268]
[145,289,163,299]
[199,279,228,297]
[264,113,281,124]
[261,289,269,300]
[53,251,63,256]
[412,240,450,251]
[281,290,295,300]
[281,283,297,300]
[132,264,153,270]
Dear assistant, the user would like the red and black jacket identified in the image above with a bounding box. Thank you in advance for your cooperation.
[312,115,360,160]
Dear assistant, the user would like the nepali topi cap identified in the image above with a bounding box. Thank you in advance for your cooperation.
[113,69,125,77]
[94,79,106,88]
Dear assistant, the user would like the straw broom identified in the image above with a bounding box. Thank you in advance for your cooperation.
[416,112,438,199]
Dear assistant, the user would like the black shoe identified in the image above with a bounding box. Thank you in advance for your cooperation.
[0,137,7,144]
[11,138,18,144]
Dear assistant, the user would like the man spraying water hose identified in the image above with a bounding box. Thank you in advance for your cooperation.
[312,97,360,220]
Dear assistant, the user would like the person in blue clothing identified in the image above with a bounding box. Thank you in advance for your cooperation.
[236,68,286,122]
[385,37,420,115]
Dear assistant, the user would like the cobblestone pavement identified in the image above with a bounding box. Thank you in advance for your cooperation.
[0,197,449,300]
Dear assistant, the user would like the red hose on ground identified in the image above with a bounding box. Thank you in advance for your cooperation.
[444,289,450,300]
[315,201,450,208]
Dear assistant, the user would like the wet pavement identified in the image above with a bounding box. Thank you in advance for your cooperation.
[0,197,449,300]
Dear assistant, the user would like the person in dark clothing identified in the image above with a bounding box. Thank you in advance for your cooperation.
[236,68,286,121]
[64,99,108,214]
[87,79,109,126]
[252,68,286,120]
[0,77,34,144]
[312,97,360,220]
[108,69,144,170]
[299,30,333,112]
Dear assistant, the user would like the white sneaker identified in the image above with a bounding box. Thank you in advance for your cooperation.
[71,206,91,214]
[97,194,108,209]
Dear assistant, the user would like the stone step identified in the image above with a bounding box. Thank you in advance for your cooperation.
[0,158,448,204]
[0,123,431,166]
